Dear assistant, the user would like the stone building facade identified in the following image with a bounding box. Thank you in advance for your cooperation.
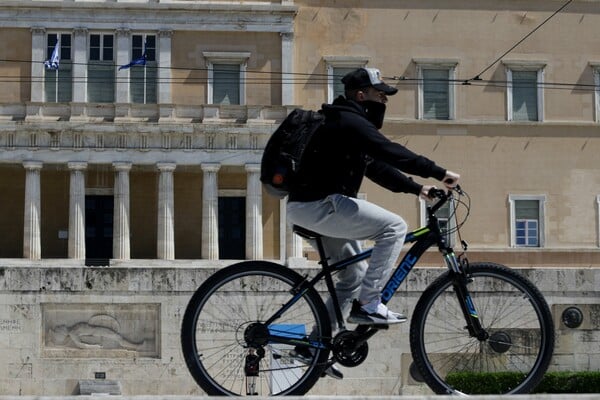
[0,0,599,396]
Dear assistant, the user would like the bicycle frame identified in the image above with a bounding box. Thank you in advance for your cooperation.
[265,190,486,348]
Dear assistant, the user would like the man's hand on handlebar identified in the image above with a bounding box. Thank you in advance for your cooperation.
[443,171,460,189]
[420,185,446,200]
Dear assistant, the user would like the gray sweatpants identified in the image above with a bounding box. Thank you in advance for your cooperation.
[287,194,407,329]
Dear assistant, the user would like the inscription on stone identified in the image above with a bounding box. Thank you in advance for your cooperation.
[42,303,160,358]
[0,319,22,332]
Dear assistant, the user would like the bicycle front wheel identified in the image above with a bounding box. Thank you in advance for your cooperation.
[181,261,331,396]
[410,262,554,395]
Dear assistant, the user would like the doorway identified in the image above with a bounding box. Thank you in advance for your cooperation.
[218,196,245,259]
[85,195,113,262]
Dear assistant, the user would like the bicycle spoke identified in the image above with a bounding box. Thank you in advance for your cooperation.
[181,262,330,396]
[411,264,554,395]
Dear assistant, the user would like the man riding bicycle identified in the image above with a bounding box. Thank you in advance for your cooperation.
[287,67,460,378]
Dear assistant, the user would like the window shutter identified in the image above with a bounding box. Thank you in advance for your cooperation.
[515,200,539,219]
[512,70,538,121]
[88,63,115,103]
[332,67,356,99]
[213,64,240,105]
[57,63,73,102]
[422,69,449,120]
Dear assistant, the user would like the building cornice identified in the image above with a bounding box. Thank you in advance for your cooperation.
[0,1,297,33]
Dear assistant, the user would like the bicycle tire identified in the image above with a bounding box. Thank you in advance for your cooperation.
[410,262,554,395]
[181,260,331,396]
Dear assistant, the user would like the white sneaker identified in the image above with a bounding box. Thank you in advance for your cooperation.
[347,300,407,325]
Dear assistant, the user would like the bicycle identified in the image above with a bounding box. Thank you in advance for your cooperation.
[181,187,555,396]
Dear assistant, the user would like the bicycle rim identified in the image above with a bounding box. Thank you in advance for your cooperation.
[410,263,554,395]
[181,261,330,396]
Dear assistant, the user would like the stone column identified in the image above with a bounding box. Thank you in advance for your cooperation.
[115,28,131,103]
[68,162,87,259]
[158,30,173,104]
[72,28,88,103]
[113,162,132,260]
[157,162,176,260]
[245,164,263,260]
[23,161,43,260]
[281,32,294,105]
[201,163,220,260]
[31,28,46,102]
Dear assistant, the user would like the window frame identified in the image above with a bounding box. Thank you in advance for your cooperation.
[88,32,115,103]
[508,194,546,248]
[323,56,369,103]
[44,32,72,103]
[591,63,600,123]
[503,61,546,122]
[597,195,600,248]
[419,197,456,247]
[129,33,157,104]
[203,51,251,105]
[414,60,458,120]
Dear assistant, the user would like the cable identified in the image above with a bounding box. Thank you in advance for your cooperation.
[466,0,573,83]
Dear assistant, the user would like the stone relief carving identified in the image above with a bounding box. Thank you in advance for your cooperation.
[48,314,148,351]
[42,303,160,358]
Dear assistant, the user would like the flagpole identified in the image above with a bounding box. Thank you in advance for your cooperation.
[144,60,147,103]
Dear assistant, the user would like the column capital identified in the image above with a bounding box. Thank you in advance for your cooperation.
[68,161,88,171]
[31,27,46,35]
[23,161,43,170]
[157,162,177,172]
[73,27,88,36]
[201,163,221,173]
[113,162,132,171]
[244,163,261,173]
[158,29,173,38]
[280,32,294,40]
[115,28,131,37]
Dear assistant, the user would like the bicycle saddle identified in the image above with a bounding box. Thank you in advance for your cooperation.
[292,225,322,240]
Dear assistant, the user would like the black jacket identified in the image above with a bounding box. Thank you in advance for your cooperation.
[288,96,447,202]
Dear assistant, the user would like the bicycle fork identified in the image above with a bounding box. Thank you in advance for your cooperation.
[445,254,489,341]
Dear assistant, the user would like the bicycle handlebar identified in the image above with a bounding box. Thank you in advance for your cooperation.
[428,184,463,200]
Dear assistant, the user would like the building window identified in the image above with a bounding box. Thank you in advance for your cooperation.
[504,62,545,122]
[509,195,546,247]
[592,65,600,123]
[597,195,600,247]
[420,197,456,246]
[414,60,458,120]
[45,33,72,102]
[323,56,369,103]
[416,62,457,120]
[130,34,157,104]
[203,52,250,105]
[88,33,115,103]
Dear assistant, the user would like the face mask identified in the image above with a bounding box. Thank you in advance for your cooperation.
[358,100,386,129]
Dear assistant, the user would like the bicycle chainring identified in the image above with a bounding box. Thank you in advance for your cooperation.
[332,330,369,367]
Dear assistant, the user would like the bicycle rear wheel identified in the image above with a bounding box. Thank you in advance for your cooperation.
[410,262,554,395]
[181,261,331,396]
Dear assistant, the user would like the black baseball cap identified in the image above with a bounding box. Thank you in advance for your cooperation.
[341,67,398,95]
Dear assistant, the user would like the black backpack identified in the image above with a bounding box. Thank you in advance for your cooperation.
[260,108,325,198]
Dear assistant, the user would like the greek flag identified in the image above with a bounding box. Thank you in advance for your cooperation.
[44,40,60,70]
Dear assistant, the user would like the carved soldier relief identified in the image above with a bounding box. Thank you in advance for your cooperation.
[42,304,160,358]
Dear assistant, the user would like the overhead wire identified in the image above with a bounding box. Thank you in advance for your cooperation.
[464,0,573,83]
[0,0,595,93]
